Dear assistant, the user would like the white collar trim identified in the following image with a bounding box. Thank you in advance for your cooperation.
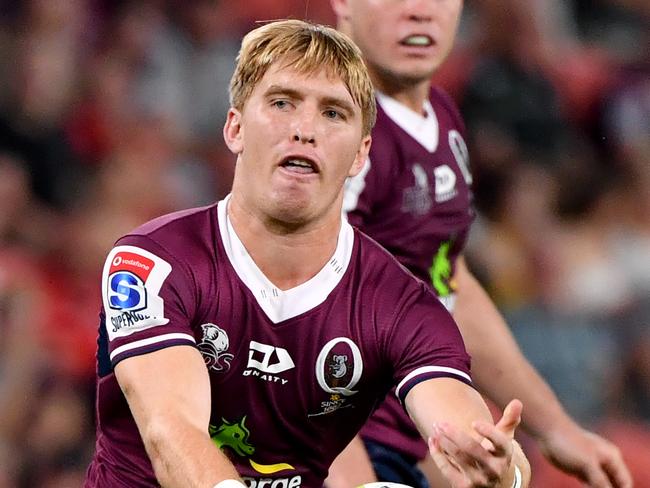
[376,91,439,153]
[217,196,354,323]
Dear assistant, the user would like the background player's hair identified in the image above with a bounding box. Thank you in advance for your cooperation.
[229,19,376,136]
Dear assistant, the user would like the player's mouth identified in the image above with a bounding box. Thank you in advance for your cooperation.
[279,155,320,175]
[399,34,435,48]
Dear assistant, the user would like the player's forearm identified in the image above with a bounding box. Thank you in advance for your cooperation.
[326,435,377,488]
[453,261,574,438]
[143,416,242,488]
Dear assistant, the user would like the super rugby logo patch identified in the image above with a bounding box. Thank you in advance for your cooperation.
[102,245,172,340]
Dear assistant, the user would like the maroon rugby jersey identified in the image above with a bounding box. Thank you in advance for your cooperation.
[84,197,471,488]
[345,88,474,460]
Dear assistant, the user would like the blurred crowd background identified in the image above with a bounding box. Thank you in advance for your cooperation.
[0,1,648,486]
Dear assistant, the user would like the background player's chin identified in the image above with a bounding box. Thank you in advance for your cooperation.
[357,483,416,488]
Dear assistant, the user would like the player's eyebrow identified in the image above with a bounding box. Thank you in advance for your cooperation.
[264,85,303,100]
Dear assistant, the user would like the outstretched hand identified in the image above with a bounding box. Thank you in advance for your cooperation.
[539,424,632,488]
[428,399,524,488]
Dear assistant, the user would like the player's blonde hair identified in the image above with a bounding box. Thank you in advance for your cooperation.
[229,19,376,136]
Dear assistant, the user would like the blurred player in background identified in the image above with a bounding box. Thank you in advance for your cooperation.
[326,1,632,487]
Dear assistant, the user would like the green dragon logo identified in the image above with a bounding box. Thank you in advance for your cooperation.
[210,416,255,457]
[210,416,294,475]
[429,241,453,296]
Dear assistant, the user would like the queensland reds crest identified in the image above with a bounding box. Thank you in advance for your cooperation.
[102,245,172,340]
[309,337,363,417]
[198,323,234,372]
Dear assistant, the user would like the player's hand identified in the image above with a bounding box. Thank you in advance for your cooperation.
[539,424,632,488]
[428,399,523,487]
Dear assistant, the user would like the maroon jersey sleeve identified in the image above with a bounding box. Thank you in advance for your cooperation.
[101,234,198,366]
[386,281,472,404]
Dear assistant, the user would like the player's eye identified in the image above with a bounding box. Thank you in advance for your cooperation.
[272,99,291,110]
[324,109,344,120]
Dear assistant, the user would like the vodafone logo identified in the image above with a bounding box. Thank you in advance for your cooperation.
[110,251,154,280]
[112,255,151,270]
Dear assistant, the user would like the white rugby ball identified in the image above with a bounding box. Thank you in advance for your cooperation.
[357,483,415,488]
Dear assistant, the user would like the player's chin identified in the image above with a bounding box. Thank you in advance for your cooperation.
[386,62,438,86]
[404,61,439,79]
[267,196,314,226]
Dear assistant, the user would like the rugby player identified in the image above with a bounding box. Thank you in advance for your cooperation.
[326,1,632,487]
[84,19,530,488]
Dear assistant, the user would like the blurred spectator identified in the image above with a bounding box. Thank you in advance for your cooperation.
[0,154,56,487]
[131,0,239,143]
[18,381,93,488]
[0,0,90,210]
[572,0,650,63]
[458,0,584,227]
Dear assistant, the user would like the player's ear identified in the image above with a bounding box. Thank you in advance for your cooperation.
[331,0,351,21]
[223,108,244,154]
[349,135,371,177]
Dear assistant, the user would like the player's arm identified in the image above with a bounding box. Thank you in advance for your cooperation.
[453,257,632,488]
[115,345,243,488]
[405,378,530,488]
[326,435,377,488]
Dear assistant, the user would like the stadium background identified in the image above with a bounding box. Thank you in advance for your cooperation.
[0,0,648,486]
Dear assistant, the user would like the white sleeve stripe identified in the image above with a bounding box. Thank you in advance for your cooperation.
[395,366,472,399]
[110,333,196,361]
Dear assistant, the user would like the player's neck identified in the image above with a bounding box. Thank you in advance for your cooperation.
[371,76,430,116]
[226,196,341,291]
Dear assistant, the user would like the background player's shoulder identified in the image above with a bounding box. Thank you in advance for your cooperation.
[353,228,421,284]
[370,102,404,156]
[429,85,465,131]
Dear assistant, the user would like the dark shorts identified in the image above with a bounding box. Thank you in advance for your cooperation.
[364,439,429,488]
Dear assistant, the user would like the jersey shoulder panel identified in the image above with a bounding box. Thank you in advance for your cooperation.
[127,204,219,258]
[430,85,466,135]
[101,204,221,366]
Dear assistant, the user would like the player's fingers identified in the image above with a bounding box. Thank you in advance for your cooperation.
[428,434,468,487]
[472,421,513,458]
[601,446,633,488]
[438,422,495,465]
[436,423,503,484]
[584,463,614,488]
[494,399,522,438]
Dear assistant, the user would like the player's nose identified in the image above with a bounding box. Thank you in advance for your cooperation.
[403,0,433,23]
[291,109,317,145]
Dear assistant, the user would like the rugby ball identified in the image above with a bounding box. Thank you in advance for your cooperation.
[356,483,415,488]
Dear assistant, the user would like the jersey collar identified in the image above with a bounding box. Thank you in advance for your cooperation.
[217,196,354,323]
[376,91,439,153]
